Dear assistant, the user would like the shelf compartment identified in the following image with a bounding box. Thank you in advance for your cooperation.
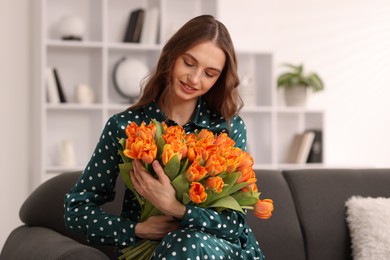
[45,109,103,169]
[276,111,324,164]
[304,112,324,130]
[240,111,272,165]
[46,0,103,41]
[276,112,302,164]
[107,0,160,43]
[237,53,273,107]
[46,45,103,104]
[106,48,160,104]
[160,0,217,43]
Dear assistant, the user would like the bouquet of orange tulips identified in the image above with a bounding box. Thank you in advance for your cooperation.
[117,119,274,260]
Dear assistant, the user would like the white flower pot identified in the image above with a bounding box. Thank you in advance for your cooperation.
[284,86,307,106]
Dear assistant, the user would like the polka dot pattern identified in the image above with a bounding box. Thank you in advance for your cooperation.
[151,205,264,259]
[64,99,262,258]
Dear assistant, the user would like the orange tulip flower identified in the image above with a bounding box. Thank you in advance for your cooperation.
[163,125,186,141]
[236,168,257,184]
[186,161,208,182]
[205,176,224,193]
[189,182,207,204]
[161,144,176,166]
[197,129,214,141]
[124,138,157,164]
[237,152,254,172]
[169,139,187,159]
[254,199,274,219]
[185,133,197,147]
[241,183,258,193]
[136,122,155,141]
[125,121,138,141]
[205,154,227,176]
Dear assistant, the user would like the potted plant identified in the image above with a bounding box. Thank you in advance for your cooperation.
[277,63,324,106]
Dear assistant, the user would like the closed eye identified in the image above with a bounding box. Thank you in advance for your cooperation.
[183,57,194,67]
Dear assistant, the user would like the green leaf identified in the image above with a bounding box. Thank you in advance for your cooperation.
[156,136,166,159]
[118,162,145,206]
[118,162,134,190]
[206,195,244,213]
[182,192,191,205]
[179,159,190,175]
[139,201,161,222]
[230,191,260,206]
[221,171,241,188]
[277,63,324,91]
[171,171,190,202]
[118,150,132,163]
[200,172,245,207]
[118,137,126,150]
[152,119,164,142]
[164,154,180,180]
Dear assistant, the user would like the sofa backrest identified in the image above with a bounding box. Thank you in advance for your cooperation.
[19,169,310,260]
[247,169,306,260]
[19,171,125,258]
[283,168,390,260]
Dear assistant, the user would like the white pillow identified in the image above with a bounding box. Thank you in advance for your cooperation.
[345,196,390,260]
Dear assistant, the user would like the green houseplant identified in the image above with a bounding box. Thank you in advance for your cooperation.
[277,64,324,106]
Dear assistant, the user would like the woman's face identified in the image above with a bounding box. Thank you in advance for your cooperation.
[171,41,226,103]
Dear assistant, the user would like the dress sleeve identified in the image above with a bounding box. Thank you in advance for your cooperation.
[64,115,138,247]
[230,115,248,151]
[179,205,247,242]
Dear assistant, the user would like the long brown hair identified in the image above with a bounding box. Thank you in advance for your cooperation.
[132,15,242,123]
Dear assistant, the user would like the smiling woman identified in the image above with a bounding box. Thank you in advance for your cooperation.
[64,15,265,259]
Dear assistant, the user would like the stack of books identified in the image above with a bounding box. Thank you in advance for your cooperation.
[123,8,160,44]
[287,130,323,164]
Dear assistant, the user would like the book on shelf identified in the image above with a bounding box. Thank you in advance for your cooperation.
[45,67,60,104]
[306,129,323,163]
[287,134,304,163]
[287,131,316,164]
[52,67,67,103]
[140,7,160,45]
[123,9,145,43]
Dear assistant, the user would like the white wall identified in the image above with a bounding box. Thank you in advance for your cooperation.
[1,0,390,252]
[0,0,31,251]
[219,0,390,167]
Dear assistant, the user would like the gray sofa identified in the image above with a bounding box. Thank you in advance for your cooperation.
[1,168,390,260]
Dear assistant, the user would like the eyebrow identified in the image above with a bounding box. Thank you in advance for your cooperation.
[183,53,223,74]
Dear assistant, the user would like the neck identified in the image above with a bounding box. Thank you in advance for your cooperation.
[158,96,198,126]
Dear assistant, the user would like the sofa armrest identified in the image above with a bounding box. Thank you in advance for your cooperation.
[1,225,110,260]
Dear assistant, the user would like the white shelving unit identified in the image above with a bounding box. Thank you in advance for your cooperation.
[32,0,324,188]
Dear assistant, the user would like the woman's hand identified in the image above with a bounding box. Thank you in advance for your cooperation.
[130,159,186,219]
[135,215,179,240]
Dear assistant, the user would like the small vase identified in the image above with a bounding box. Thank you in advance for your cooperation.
[59,139,76,167]
[75,84,95,104]
[56,15,86,41]
[284,86,307,106]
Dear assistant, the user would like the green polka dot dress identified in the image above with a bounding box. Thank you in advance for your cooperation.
[64,99,264,259]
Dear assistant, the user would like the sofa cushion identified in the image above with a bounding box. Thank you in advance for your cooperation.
[19,172,84,239]
[19,171,126,259]
[283,168,390,260]
[0,225,109,260]
[246,169,306,260]
[345,196,390,260]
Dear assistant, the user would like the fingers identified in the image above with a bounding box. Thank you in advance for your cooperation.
[131,159,160,195]
[130,160,146,194]
[152,160,170,185]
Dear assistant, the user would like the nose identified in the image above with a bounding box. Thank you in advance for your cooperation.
[188,69,201,84]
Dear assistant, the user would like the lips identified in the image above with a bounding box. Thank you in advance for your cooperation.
[180,81,198,95]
